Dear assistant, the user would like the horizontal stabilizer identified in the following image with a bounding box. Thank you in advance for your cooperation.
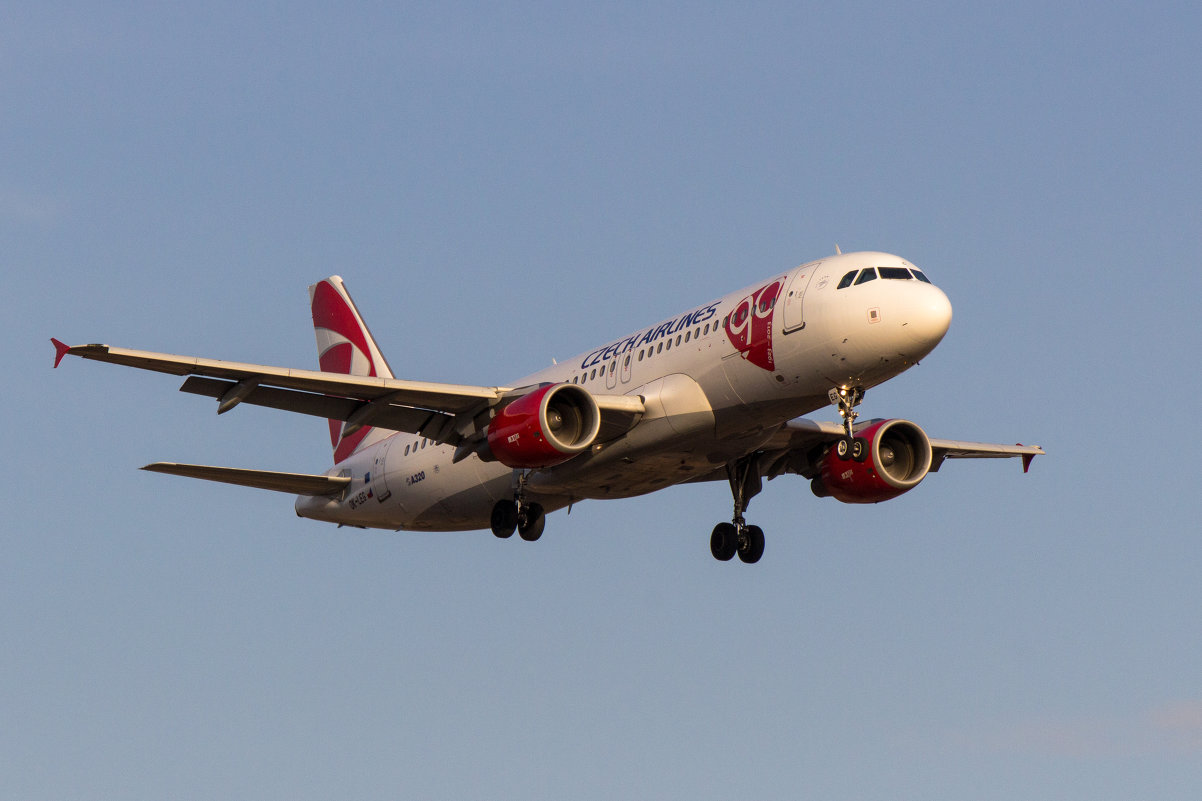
[141,462,351,496]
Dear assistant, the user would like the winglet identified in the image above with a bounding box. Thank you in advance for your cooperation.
[1020,447,1036,474]
[51,338,72,368]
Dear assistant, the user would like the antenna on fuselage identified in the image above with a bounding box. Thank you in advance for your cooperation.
[835,244,842,254]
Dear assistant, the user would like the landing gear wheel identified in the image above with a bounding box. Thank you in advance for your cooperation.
[738,525,765,564]
[490,500,517,538]
[836,437,853,460]
[710,523,738,561]
[518,502,545,541]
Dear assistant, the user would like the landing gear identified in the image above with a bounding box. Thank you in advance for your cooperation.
[739,525,765,563]
[831,385,866,460]
[709,455,766,564]
[518,502,545,541]
[490,497,545,541]
[490,500,517,538]
[491,470,546,542]
[710,523,737,561]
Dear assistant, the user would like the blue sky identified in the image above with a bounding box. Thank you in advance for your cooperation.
[5,2,1201,798]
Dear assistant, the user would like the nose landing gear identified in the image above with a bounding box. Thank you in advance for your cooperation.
[829,385,867,459]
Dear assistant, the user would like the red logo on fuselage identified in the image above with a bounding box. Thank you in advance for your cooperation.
[725,279,782,371]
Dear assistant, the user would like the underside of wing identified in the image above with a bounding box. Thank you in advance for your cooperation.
[53,340,646,452]
[141,462,351,496]
[759,417,1045,479]
[924,438,1046,471]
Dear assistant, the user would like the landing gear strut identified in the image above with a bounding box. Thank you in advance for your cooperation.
[490,470,545,541]
[709,454,766,563]
[831,385,866,460]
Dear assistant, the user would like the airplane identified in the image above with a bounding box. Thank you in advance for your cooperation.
[52,251,1043,563]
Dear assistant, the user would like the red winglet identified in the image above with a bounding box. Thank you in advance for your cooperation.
[51,338,72,368]
[1019,446,1035,474]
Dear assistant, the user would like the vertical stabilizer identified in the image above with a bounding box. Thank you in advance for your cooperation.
[309,276,396,463]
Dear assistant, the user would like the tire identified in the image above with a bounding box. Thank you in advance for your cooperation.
[738,525,765,564]
[710,523,737,561]
[836,437,852,460]
[491,500,517,538]
[518,503,545,541]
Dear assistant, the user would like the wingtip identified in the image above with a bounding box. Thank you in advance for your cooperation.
[51,338,71,368]
[1019,446,1039,473]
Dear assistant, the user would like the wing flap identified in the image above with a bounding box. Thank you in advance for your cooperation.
[179,377,470,443]
[141,462,351,496]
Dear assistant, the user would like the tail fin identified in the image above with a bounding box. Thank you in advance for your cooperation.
[309,276,396,463]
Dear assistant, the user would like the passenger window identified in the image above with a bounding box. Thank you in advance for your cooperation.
[912,269,931,283]
[879,267,912,280]
[666,339,672,351]
[684,331,691,343]
[609,362,615,374]
[854,268,878,285]
[657,342,663,353]
[404,444,410,455]
[837,271,857,289]
[590,369,596,380]
[624,355,631,367]
[675,335,681,346]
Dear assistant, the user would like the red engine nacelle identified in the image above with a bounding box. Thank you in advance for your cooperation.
[812,419,933,504]
[486,383,602,469]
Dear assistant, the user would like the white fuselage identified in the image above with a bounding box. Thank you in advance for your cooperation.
[295,252,953,530]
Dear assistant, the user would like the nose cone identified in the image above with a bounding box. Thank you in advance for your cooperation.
[903,285,953,352]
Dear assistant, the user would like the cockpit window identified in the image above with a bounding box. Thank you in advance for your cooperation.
[878,267,912,280]
[837,271,857,289]
[911,269,931,283]
[853,268,878,285]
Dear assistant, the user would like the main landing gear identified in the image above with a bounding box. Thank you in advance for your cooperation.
[710,454,766,564]
[490,470,545,541]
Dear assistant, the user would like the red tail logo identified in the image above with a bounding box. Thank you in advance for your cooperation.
[311,280,378,462]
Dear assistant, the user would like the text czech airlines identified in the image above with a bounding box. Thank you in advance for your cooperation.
[580,302,721,370]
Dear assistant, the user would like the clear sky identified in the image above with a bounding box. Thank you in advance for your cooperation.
[6,2,1201,799]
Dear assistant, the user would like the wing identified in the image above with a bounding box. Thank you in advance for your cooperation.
[51,340,644,452]
[141,462,351,495]
[760,417,1045,478]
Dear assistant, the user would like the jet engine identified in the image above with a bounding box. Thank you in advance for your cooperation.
[486,384,602,469]
[811,419,933,503]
